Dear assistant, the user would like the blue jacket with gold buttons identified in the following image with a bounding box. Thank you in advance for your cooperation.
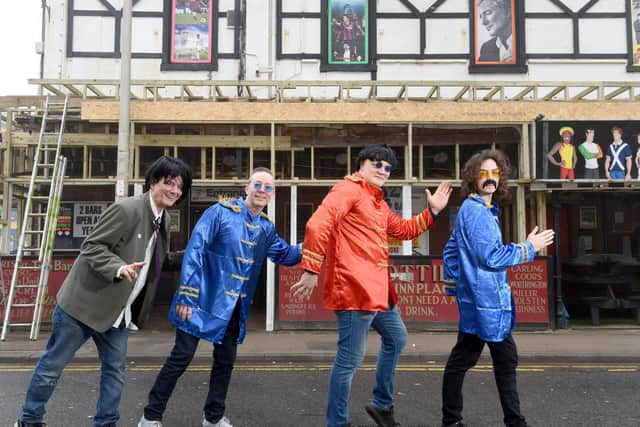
[169,198,302,344]
[443,193,535,342]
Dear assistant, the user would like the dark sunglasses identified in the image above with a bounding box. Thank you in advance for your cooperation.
[252,181,274,193]
[373,161,392,173]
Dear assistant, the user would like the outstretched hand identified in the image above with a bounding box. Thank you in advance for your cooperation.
[527,226,555,252]
[425,181,453,216]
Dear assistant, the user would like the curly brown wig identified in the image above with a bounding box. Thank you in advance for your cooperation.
[460,149,511,202]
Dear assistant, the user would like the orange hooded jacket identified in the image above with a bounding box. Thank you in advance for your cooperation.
[301,173,435,311]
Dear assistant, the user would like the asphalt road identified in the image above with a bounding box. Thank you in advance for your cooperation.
[1,362,639,427]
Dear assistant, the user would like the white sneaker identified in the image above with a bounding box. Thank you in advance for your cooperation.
[138,415,163,427]
[203,415,233,427]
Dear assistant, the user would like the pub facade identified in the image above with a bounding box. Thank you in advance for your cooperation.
[1,0,639,331]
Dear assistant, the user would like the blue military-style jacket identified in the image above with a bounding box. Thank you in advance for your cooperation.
[443,193,534,342]
[169,198,301,344]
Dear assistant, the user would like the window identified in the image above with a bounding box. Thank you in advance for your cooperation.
[90,147,117,178]
[315,147,349,179]
[178,147,203,179]
[215,147,249,179]
[61,148,84,178]
[140,147,167,178]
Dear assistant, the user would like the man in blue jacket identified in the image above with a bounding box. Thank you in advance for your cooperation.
[441,149,554,427]
[138,167,302,427]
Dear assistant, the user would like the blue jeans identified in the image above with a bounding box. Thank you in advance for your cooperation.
[19,305,128,427]
[327,306,408,427]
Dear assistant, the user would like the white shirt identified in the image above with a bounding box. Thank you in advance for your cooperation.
[112,195,163,329]
[496,35,512,62]
[580,141,599,169]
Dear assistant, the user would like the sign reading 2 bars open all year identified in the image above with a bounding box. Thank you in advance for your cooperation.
[73,203,109,238]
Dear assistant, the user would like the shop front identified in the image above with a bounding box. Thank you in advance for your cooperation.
[9,87,640,331]
[535,120,640,326]
[3,115,546,330]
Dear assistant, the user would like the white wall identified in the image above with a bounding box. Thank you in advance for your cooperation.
[40,0,640,87]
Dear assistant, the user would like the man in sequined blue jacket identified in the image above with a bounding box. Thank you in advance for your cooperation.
[439,149,554,427]
[138,168,301,427]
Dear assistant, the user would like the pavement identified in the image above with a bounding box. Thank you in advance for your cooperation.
[1,325,639,364]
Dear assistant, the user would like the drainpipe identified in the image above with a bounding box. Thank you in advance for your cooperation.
[237,0,246,96]
[115,1,132,201]
[552,193,565,328]
[38,0,48,96]
[268,0,275,96]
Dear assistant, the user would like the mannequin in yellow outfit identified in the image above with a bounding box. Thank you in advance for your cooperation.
[547,126,577,179]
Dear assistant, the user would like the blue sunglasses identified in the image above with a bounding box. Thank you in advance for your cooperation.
[373,161,392,173]
[252,181,274,193]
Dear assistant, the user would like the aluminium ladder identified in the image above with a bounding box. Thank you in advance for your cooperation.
[1,96,68,340]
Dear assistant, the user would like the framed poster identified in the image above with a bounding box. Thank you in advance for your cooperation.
[321,0,376,72]
[579,206,596,230]
[469,0,526,73]
[162,0,218,71]
[627,0,640,71]
[168,209,181,233]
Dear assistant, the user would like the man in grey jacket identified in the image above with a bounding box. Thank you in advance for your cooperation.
[15,156,192,427]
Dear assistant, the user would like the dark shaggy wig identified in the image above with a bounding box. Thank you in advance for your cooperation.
[144,156,192,204]
[460,149,511,202]
[354,144,398,172]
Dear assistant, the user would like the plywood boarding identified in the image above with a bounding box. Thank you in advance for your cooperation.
[82,100,640,124]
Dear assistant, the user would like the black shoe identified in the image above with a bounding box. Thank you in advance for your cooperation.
[365,404,401,427]
[14,421,46,427]
[442,422,467,427]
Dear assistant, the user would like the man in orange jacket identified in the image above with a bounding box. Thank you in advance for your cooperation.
[291,144,452,427]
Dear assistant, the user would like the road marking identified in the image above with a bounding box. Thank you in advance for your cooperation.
[0,363,638,373]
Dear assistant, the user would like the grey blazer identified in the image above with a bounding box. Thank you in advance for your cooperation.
[57,192,171,332]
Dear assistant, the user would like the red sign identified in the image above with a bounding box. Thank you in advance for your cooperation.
[278,265,333,321]
[0,257,74,324]
[390,259,459,322]
[278,257,549,325]
[509,259,549,323]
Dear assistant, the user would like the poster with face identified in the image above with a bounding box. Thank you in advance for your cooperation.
[470,0,525,73]
[321,0,376,72]
[475,0,515,64]
[329,0,368,65]
[170,0,212,63]
[628,0,640,70]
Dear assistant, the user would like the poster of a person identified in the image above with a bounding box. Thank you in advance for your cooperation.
[171,0,210,63]
[173,25,208,61]
[631,1,640,66]
[476,0,515,63]
[329,0,367,64]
